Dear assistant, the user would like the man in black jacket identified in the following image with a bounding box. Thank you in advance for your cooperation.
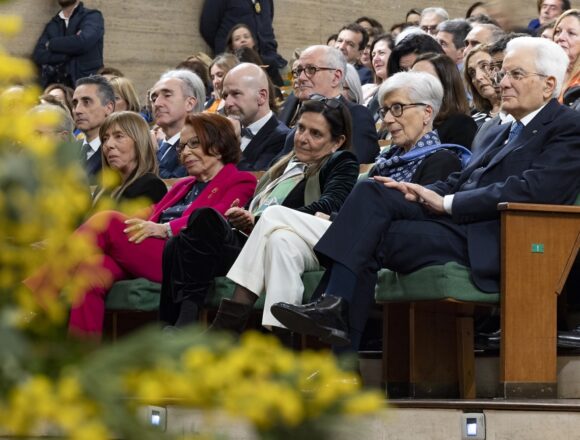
[222,63,289,171]
[33,1,104,89]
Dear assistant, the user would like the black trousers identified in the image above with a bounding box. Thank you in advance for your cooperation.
[159,208,245,325]
[314,179,470,346]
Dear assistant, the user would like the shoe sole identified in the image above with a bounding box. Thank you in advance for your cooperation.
[271,305,351,347]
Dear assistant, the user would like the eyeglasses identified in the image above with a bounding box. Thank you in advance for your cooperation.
[176,137,200,155]
[308,94,343,110]
[379,103,427,118]
[420,25,438,34]
[495,68,548,83]
[291,65,336,78]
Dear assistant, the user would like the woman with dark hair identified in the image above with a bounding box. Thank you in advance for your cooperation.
[466,2,488,18]
[220,72,468,339]
[412,52,477,148]
[464,44,501,127]
[387,33,445,76]
[225,23,284,87]
[25,113,257,338]
[43,83,74,117]
[364,33,394,112]
[93,111,166,205]
[159,98,359,330]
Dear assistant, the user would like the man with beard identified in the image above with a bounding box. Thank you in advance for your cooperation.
[33,0,104,88]
[222,63,289,171]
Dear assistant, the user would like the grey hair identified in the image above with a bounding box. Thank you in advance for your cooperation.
[476,23,505,44]
[377,71,443,122]
[343,64,363,104]
[506,37,569,98]
[319,45,347,76]
[159,69,206,112]
[437,19,472,49]
[30,104,75,140]
[421,7,449,21]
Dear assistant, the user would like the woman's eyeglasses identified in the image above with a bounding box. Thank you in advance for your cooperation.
[176,137,200,155]
[379,103,427,118]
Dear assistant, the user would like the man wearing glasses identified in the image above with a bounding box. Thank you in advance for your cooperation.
[419,7,449,36]
[271,37,580,352]
[279,45,379,164]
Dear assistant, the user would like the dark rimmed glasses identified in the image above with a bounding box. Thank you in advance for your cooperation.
[176,137,200,155]
[291,65,336,78]
[379,103,427,119]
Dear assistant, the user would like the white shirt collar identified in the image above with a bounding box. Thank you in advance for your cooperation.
[245,111,273,137]
[164,132,181,146]
[518,103,547,126]
[58,3,79,27]
[83,137,101,159]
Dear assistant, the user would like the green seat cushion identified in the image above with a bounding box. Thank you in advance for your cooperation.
[374,262,499,304]
[105,271,325,312]
[105,278,162,311]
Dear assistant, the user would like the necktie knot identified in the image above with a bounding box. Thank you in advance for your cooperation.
[80,142,90,161]
[241,127,254,139]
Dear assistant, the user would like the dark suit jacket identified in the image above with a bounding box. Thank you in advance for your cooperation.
[199,0,286,70]
[278,93,300,127]
[121,173,167,203]
[355,64,374,85]
[428,99,580,291]
[238,114,289,172]
[85,148,102,184]
[158,139,187,179]
[280,97,379,164]
[471,114,503,157]
[32,2,104,88]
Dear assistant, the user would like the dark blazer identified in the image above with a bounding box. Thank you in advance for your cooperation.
[355,64,374,85]
[158,139,187,179]
[278,93,300,127]
[149,164,257,235]
[121,173,167,203]
[238,114,289,172]
[199,0,286,70]
[280,98,379,164]
[471,114,504,157]
[434,113,477,150]
[428,99,580,291]
[32,2,104,88]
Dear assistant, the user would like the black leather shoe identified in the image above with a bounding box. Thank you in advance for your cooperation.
[271,294,350,346]
[474,329,500,351]
[558,326,580,348]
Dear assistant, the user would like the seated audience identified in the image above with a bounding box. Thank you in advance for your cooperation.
[280,45,379,164]
[436,19,472,69]
[464,44,502,127]
[270,37,580,353]
[356,16,385,35]
[553,9,580,110]
[387,33,444,76]
[176,59,212,99]
[98,66,124,81]
[528,0,571,34]
[222,63,289,171]
[159,99,359,329]
[212,72,469,335]
[108,76,141,113]
[25,113,257,339]
[406,8,422,26]
[538,19,556,39]
[363,33,393,109]
[420,7,449,36]
[205,54,239,114]
[92,111,167,206]
[150,69,206,178]
[463,23,505,57]
[412,53,477,148]
[466,2,488,18]
[29,103,75,144]
[334,23,373,85]
[342,64,364,104]
[43,83,74,117]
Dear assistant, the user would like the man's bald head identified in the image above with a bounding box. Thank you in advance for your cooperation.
[222,62,270,125]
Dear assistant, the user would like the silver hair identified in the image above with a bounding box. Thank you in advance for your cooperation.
[377,71,443,122]
[421,7,449,21]
[342,64,363,104]
[505,37,568,98]
[302,45,347,76]
[30,103,75,140]
[395,26,428,45]
[159,69,206,112]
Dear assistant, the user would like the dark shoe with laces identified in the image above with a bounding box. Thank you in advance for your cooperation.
[271,294,350,346]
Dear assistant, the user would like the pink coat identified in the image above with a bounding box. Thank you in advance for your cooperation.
[148,163,257,235]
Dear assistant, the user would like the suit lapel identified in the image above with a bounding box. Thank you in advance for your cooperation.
[243,114,276,162]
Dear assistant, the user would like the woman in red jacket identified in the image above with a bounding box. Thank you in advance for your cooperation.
[26,113,257,339]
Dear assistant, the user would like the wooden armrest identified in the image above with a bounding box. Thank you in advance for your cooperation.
[498,202,580,214]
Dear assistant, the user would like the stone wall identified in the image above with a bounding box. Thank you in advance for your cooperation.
[0,0,554,99]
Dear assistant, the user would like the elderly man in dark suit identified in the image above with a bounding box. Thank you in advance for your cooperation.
[33,0,104,89]
[72,75,114,184]
[150,70,206,179]
[222,63,289,171]
[272,37,580,350]
[279,45,379,164]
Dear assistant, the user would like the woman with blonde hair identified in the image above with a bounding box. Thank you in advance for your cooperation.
[108,76,141,113]
[553,9,580,109]
[93,111,166,205]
